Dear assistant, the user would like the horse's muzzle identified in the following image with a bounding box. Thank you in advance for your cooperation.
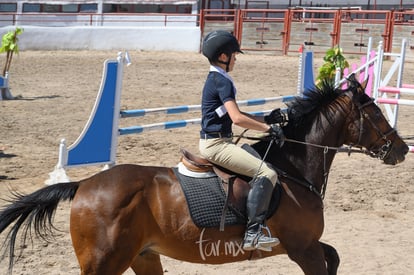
[382,141,409,165]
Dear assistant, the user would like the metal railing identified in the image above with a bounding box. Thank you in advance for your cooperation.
[1,9,413,56]
[0,12,200,27]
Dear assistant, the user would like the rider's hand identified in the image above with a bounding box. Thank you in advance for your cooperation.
[267,124,285,146]
[264,108,285,125]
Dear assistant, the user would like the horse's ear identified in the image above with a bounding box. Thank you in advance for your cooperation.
[347,73,357,82]
[354,76,368,96]
[360,75,369,91]
[346,73,358,90]
[347,73,367,95]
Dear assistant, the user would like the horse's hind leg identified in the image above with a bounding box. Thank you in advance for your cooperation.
[73,236,136,275]
[287,241,329,275]
[130,252,163,275]
[320,241,340,275]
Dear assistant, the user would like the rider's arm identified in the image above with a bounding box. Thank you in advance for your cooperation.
[224,100,270,132]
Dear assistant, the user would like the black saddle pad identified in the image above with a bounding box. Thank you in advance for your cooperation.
[173,167,245,228]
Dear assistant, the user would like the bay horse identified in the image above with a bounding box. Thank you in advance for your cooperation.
[0,75,409,275]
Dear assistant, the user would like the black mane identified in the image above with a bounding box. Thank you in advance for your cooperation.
[252,80,349,162]
[284,80,348,139]
[252,77,368,163]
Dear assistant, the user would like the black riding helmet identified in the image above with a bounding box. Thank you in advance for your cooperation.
[202,30,243,71]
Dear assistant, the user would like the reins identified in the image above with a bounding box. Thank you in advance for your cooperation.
[235,126,397,199]
[273,167,323,199]
[236,133,368,153]
[235,134,332,199]
[233,119,393,200]
[233,80,398,200]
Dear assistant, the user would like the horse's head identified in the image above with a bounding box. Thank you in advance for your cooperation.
[343,74,408,165]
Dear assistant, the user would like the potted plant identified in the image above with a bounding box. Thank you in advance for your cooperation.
[1,27,23,100]
[315,45,349,86]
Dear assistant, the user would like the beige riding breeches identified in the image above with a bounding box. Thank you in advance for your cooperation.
[199,137,278,186]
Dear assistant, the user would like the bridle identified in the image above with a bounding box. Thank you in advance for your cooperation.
[281,93,396,160]
[235,91,396,200]
[286,95,396,198]
[353,98,396,160]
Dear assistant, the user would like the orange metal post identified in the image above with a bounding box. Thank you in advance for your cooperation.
[282,9,292,55]
[331,10,341,47]
[383,10,394,53]
[235,9,243,43]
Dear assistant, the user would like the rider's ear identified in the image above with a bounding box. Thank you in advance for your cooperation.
[218,52,229,62]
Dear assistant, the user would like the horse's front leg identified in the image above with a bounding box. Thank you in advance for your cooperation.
[320,241,340,275]
[286,240,329,275]
[130,252,163,275]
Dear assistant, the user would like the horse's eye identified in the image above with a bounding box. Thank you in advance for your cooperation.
[375,109,384,119]
[369,107,383,120]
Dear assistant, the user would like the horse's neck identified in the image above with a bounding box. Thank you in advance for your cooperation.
[293,143,337,188]
[285,116,347,190]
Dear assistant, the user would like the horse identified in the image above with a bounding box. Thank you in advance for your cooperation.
[0,75,409,275]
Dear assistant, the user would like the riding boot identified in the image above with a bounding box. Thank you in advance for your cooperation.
[242,177,280,251]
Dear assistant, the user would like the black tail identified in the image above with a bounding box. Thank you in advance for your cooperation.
[0,181,79,274]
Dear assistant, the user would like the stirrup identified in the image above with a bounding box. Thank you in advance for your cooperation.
[243,232,279,251]
[243,225,279,251]
[262,225,272,237]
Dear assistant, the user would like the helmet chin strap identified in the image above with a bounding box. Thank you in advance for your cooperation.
[217,60,230,72]
[217,52,231,72]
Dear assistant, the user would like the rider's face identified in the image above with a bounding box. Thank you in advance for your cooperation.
[227,53,236,72]
[218,52,237,72]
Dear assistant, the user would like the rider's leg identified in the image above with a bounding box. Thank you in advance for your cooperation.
[199,138,279,251]
[243,176,279,251]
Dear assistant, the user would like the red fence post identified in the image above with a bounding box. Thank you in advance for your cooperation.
[383,10,394,53]
[235,9,243,45]
[282,9,292,55]
[331,10,341,47]
[199,10,205,53]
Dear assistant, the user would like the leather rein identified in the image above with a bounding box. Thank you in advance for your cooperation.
[235,98,395,200]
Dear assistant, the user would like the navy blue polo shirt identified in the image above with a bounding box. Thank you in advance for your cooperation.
[200,67,236,135]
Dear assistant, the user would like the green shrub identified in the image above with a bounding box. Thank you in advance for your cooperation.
[315,45,349,86]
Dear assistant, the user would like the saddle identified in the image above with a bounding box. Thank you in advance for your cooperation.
[180,148,214,173]
[180,148,253,230]
[181,148,247,180]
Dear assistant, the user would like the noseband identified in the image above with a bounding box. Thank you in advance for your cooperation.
[354,99,395,160]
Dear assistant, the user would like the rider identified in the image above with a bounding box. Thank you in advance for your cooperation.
[199,30,285,251]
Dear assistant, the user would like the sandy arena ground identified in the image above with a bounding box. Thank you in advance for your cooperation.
[0,50,413,274]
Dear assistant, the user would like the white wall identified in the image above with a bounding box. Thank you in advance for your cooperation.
[0,26,201,51]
